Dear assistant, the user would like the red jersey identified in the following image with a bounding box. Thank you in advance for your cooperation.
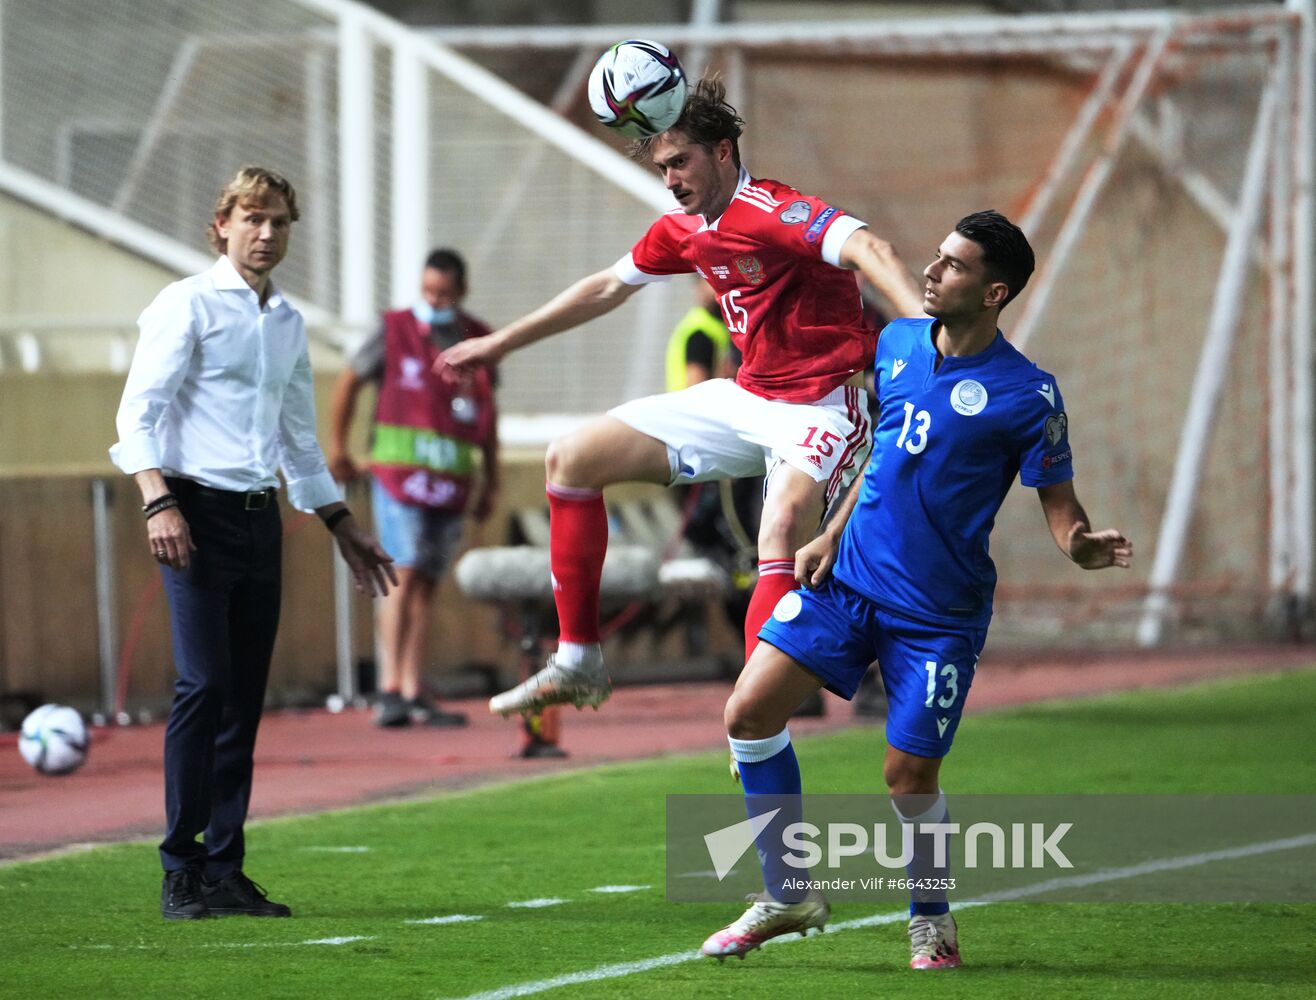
[617,170,871,403]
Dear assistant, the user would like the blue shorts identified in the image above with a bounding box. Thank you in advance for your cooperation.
[758,577,987,758]
[370,478,465,580]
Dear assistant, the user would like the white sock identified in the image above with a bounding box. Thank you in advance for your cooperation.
[554,641,600,670]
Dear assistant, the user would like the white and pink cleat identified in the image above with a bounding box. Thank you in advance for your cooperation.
[908,912,961,969]
[700,890,830,962]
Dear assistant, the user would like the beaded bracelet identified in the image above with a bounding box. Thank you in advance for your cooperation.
[322,507,352,532]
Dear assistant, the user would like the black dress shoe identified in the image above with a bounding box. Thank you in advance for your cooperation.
[161,866,209,920]
[202,871,292,917]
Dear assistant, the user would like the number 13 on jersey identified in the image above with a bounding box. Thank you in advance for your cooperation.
[896,401,931,455]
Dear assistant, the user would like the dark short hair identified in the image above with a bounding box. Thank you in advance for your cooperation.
[424,247,467,293]
[954,210,1035,310]
[632,77,745,167]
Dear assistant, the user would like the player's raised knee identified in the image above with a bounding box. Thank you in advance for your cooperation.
[723,690,777,740]
[545,433,588,485]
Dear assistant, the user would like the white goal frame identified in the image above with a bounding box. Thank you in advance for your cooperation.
[431,5,1315,641]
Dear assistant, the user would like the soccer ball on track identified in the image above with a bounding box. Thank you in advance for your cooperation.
[587,39,688,139]
[18,703,89,776]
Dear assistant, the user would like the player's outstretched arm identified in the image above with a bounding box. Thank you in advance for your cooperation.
[837,228,925,319]
[440,267,641,374]
[1037,481,1133,570]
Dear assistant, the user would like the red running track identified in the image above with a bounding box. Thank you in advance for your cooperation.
[1,646,1311,861]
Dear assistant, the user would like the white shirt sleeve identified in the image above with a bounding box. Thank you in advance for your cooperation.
[613,252,673,286]
[109,283,196,475]
[821,215,867,268]
[277,328,343,513]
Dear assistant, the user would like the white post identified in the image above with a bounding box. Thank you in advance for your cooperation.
[724,46,747,161]
[686,0,722,81]
[338,11,376,326]
[112,38,200,214]
[1012,31,1169,351]
[333,541,356,703]
[0,0,6,163]
[1020,43,1133,237]
[1269,33,1294,606]
[1287,0,1315,611]
[391,39,429,307]
[1137,81,1277,646]
[91,479,119,719]
[304,44,334,310]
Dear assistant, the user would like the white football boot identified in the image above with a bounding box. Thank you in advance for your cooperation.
[700,890,830,961]
[488,648,611,716]
[908,911,960,970]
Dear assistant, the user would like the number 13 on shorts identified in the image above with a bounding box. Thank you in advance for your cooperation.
[923,659,960,709]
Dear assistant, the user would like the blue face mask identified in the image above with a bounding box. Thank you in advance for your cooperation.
[413,302,457,326]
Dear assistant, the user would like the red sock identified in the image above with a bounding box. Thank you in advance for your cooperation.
[547,484,608,644]
[745,559,797,661]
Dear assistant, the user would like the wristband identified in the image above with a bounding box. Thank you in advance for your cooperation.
[143,494,179,519]
[323,507,352,532]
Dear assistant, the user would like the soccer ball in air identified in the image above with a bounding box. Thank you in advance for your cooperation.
[18,703,89,776]
[587,39,688,139]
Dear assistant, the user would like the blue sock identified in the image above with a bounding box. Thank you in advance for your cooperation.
[893,791,951,917]
[729,729,805,903]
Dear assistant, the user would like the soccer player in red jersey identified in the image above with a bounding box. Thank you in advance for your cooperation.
[442,79,924,716]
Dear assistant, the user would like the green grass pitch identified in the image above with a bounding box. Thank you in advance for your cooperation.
[3,668,1314,998]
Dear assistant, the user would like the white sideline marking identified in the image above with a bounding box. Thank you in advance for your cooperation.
[588,885,651,894]
[407,914,485,925]
[506,897,568,909]
[444,832,1316,1000]
[296,936,374,946]
[69,936,377,951]
[301,845,371,853]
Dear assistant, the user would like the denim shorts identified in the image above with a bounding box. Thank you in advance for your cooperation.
[371,478,465,580]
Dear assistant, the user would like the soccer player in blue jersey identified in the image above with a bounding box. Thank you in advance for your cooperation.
[700,210,1132,969]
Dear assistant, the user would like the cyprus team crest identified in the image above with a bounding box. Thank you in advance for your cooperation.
[950,379,988,416]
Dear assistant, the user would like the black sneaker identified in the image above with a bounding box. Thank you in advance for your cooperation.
[409,697,469,728]
[161,866,209,920]
[202,871,292,917]
[374,691,410,728]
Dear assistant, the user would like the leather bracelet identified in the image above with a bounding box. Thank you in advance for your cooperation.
[323,507,352,532]
[143,494,179,519]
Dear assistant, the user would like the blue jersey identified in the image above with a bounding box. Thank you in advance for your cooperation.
[832,318,1074,628]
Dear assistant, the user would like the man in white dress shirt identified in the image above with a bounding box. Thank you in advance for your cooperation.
[111,166,397,920]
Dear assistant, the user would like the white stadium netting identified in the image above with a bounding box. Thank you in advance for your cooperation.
[0,1,1310,644]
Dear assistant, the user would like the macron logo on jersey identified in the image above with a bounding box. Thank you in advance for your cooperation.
[1037,383,1056,407]
[892,359,907,380]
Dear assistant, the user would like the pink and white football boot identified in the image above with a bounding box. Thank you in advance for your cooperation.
[700,890,830,961]
[908,912,961,969]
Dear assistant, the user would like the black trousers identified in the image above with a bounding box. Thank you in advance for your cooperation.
[158,478,282,878]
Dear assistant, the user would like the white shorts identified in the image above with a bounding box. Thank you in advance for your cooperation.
[608,379,872,506]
